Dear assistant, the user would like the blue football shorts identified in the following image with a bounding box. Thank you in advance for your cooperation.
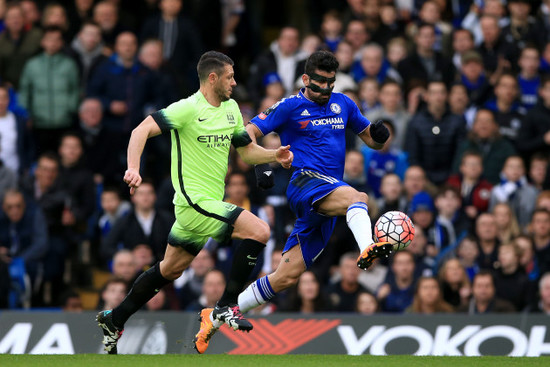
[283,169,349,268]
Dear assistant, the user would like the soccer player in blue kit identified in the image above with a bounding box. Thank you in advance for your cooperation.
[194,50,392,352]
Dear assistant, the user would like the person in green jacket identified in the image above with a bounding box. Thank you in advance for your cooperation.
[19,26,80,155]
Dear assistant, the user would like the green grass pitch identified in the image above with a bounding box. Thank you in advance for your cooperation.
[1,355,549,367]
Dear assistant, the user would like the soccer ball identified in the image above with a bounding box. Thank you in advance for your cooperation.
[374,211,415,251]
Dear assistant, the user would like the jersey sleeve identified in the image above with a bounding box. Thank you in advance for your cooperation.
[250,98,292,136]
[151,98,194,132]
[346,96,371,134]
[231,105,253,148]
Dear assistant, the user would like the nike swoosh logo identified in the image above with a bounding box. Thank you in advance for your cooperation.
[198,117,207,122]
[247,255,257,260]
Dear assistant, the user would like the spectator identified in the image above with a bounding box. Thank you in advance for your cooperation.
[484,73,524,147]
[402,165,427,198]
[185,269,226,311]
[447,151,493,222]
[343,20,369,60]
[20,153,69,305]
[98,277,127,310]
[248,26,305,106]
[406,80,465,185]
[333,41,358,92]
[19,26,79,155]
[452,28,475,70]
[376,173,408,216]
[492,203,521,246]
[449,83,477,130]
[361,120,408,198]
[365,80,410,150]
[67,0,96,41]
[397,23,455,93]
[67,21,108,95]
[263,73,285,102]
[335,40,354,75]
[407,276,454,313]
[517,75,550,161]
[529,153,548,192]
[493,242,530,311]
[433,185,470,252]
[408,225,435,276]
[0,3,42,88]
[57,133,96,239]
[459,51,491,107]
[456,235,480,282]
[457,270,516,313]
[60,289,83,312]
[476,15,512,76]
[101,181,172,263]
[439,257,471,308]
[377,250,417,313]
[372,4,405,47]
[282,271,332,313]
[343,150,369,194]
[87,31,161,154]
[462,0,508,46]
[0,189,48,290]
[351,43,392,84]
[173,249,214,309]
[528,272,550,313]
[452,109,516,185]
[409,191,437,257]
[141,0,203,97]
[41,3,69,41]
[355,291,378,315]
[20,0,40,31]
[93,1,126,51]
[320,10,343,53]
[501,0,546,65]
[531,208,550,278]
[327,252,367,312]
[489,155,538,228]
[515,235,538,281]
[145,288,170,311]
[0,84,32,176]
[385,37,408,72]
[475,213,500,270]
[111,249,137,283]
[517,46,541,112]
[75,98,120,184]
[408,0,452,56]
[357,78,380,114]
[132,244,154,274]
[98,186,131,240]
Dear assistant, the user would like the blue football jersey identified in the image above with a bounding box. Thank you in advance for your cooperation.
[251,89,371,180]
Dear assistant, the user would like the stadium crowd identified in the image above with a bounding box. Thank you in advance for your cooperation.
[0,0,550,316]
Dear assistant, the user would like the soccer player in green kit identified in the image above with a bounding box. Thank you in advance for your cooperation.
[96,51,293,354]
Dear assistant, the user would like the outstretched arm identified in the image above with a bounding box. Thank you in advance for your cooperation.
[124,115,162,194]
[236,123,293,168]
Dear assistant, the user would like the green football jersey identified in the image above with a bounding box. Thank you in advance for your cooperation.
[152,91,251,207]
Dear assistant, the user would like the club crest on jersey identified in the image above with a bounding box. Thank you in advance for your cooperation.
[330,103,341,114]
[227,111,236,124]
[258,99,285,120]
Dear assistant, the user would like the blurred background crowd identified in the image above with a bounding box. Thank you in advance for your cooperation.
[0,0,550,317]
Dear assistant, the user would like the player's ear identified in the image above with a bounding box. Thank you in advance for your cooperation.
[208,72,218,85]
[302,74,309,86]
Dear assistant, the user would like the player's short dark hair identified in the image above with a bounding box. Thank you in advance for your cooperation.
[305,50,339,75]
[197,51,234,83]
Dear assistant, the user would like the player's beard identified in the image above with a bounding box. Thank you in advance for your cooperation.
[310,92,331,105]
[216,84,231,102]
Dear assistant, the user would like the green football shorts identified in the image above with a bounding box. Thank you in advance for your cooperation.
[167,199,244,256]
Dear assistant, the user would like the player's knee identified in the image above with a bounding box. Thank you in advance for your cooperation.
[160,261,185,280]
[249,219,270,244]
